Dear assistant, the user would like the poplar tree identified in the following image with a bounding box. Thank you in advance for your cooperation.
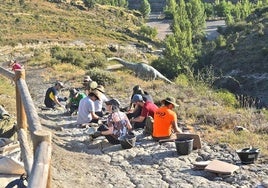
[153,0,195,78]
[186,0,206,41]
[140,0,151,18]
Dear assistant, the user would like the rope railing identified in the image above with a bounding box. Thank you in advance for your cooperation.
[0,66,51,188]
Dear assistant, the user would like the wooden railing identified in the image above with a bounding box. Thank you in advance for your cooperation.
[0,67,51,188]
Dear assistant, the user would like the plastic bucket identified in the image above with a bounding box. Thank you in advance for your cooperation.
[236,148,260,164]
[175,138,193,155]
[120,134,136,149]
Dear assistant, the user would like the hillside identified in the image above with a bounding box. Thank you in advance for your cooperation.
[203,6,268,106]
[0,0,148,47]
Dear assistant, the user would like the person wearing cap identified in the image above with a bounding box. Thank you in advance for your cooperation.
[82,75,98,95]
[83,75,92,87]
[127,85,154,119]
[76,89,103,125]
[130,94,158,129]
[65,88,86,115]
[152,97,182,141]
[92,98,132,145]
[44,81,66,109]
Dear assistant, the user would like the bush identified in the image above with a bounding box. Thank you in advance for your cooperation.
[214,89,238,107]
[139,25,157,39]
[86,68,117,86]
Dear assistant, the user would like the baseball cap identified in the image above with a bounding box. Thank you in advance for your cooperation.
[105,99,120,107]
[55,81,64,88]
[131,94,143,103]
[84,76,92,82]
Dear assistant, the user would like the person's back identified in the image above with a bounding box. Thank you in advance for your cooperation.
[108,111,129,139]
[77,96,94,125]
[44,86,57,108]
[152,97,182,140]
[141,101,158,118]
[153,106,176,138]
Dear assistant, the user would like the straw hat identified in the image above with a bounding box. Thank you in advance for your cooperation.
[162,97,179,107]
[89,89,103,100]
[96,85,105,93]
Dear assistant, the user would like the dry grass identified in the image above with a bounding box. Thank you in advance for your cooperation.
[202,126,268,158]
[0,76,16,116]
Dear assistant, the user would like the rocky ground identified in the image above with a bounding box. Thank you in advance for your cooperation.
[22,66,268,188]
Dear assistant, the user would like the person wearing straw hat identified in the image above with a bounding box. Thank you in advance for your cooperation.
[92,98,132,145]
[76,89,103,126]
[91,85,109,122]
[152,97,182,141]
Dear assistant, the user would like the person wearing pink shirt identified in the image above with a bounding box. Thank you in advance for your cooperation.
[10,60,23,72]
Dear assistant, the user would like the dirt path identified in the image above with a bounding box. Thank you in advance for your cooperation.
[146,14,225,41]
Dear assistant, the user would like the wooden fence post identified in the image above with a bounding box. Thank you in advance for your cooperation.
[15,69,27,129]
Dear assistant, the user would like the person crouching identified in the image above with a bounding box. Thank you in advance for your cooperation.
[92,99,132,145]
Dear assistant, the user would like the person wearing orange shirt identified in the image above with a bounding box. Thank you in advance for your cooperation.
[152,97,182,141]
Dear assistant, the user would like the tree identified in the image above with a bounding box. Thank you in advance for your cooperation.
[186,0,206,42]
[154,0,195,79]
[139,0,151,18]
[164,0,177,19]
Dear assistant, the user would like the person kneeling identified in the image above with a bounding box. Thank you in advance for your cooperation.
[152,97,182,141]
[92,99,132,145]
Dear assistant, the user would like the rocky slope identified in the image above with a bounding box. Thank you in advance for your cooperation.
[23,66,268,188]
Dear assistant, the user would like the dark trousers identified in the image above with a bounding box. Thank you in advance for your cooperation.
[91,111,104,123]
[97,124,120,145]
[69,104,78,114]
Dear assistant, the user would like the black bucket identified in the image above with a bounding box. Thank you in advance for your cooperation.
[120,134,136,149]
[175,138,193,155]
[236,148,260,164]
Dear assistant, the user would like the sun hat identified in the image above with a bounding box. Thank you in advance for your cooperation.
[131,94,143,103]
[105,98,120,107]
[96,85,105,93]
[162,97,179,107]
[89,81,98,90]
[55,81,64,88]
[89,89,103,100]
[83,75,92,82]
[69,88,78,97]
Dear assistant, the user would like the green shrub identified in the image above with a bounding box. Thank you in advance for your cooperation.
[85,52,106,69]
[86,68,117,86]
[214,89,238,107]
[139,25,157,39]
[174,74,189,87]
[216,35,226,48]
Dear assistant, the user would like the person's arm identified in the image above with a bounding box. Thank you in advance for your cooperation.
[100,126,113,135]
[131,115,145,123]
[124,114,132,130]
[90,111,99,120]
[172,119,182,133]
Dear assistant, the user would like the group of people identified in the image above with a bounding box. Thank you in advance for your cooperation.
[44,77,182,146]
